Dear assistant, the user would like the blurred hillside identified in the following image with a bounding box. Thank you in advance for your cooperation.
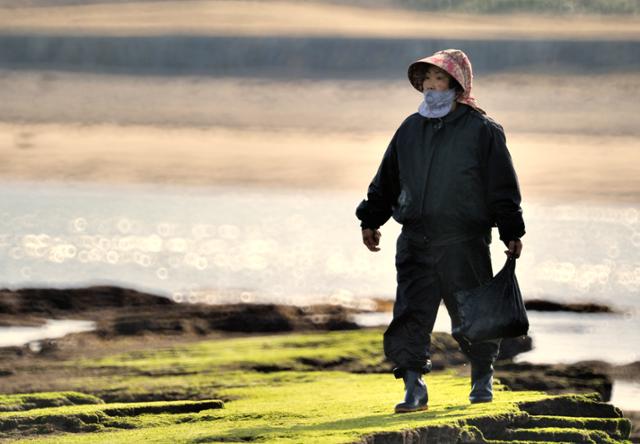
[1,0,639,14]
[332,0,640,14]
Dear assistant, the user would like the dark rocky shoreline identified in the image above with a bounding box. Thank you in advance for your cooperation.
[373,296,620,314]
[524,298,617,314]
[0,286,360,334]
[1,288,637,405]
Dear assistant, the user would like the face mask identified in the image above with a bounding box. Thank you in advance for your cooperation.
[418,88,456,119]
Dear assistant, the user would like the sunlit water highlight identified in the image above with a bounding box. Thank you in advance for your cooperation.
[0,319,96,348]
[611,380,640,412]
[1,181,638,307]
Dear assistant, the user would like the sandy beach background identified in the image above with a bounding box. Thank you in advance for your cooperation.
[0,0,639,203]
[1,71,640,202]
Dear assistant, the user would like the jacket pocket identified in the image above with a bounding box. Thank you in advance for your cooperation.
[393,184,419,224]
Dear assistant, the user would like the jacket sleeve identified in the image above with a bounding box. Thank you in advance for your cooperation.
[355,130,401,230]
[483,120,526,244]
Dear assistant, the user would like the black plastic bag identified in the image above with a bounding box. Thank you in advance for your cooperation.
[452,256,529,345]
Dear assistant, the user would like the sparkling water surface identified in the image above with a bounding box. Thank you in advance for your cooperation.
[1,181,638,371]
[2,181,638,307]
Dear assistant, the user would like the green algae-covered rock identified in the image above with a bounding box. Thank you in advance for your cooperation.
[519,394,623,418]
[0,392,104,412]
[0,328,631,443]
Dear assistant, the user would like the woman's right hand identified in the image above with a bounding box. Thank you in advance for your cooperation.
[362,228,382,252]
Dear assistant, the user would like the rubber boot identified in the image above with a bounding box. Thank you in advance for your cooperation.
[469,361,494,404]
[394,369,428,413]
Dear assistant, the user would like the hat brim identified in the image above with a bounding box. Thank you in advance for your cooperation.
[407,61,434,92]
[407,56,465,93]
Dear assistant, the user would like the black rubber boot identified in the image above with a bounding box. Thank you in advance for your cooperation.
[394,369,428,413]
[469,362,494,404]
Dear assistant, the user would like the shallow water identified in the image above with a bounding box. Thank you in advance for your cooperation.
[514,311,639,365]
[0,319,96,348]
[610,380,640,413]
[355,309,639,365]
[1,181,638,309]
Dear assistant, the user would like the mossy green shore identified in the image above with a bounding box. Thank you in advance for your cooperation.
[0,328,631,443]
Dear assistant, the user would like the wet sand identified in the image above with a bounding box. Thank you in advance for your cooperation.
[1,122,639,203]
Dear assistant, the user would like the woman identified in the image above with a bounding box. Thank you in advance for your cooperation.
[355,49,525,413]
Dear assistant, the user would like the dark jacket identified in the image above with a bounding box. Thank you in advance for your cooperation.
[355,104,525,246]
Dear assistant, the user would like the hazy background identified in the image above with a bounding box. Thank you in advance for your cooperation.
[1,0,639,199]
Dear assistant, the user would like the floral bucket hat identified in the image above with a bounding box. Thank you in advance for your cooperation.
[408,49,485,114]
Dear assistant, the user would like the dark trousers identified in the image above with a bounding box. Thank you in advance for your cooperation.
[383,231,501,372]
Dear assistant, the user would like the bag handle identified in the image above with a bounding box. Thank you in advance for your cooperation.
[504,255,517,274]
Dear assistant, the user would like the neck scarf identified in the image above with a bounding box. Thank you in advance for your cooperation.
[418,89,456,118]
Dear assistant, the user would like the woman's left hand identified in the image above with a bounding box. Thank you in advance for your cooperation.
[505,239,523,258]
